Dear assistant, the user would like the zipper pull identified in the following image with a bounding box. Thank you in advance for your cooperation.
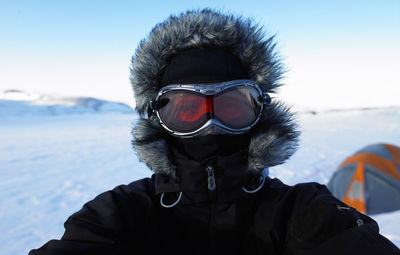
[205,164,216,191]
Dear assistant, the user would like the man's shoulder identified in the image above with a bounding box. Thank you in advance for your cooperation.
[89,176,157,212]
[265,177,331,203]
[261,178,391,252]
[62,176,157,239]
[115,176,156,196]
[264,178,362,223]
[82,176,155,203]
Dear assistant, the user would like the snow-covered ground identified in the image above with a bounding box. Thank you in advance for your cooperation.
[0,94,399,254]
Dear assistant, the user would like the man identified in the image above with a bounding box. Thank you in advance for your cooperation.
[30,9,399,255]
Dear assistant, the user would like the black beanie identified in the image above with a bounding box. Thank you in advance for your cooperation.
[161,47,247,86]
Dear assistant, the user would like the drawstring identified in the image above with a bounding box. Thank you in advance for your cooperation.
[242,168,268,194]
[160,192,182,208]
[242,175,265,193]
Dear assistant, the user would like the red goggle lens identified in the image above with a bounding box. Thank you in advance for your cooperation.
[214,87,261,129]
[157,86,262,133]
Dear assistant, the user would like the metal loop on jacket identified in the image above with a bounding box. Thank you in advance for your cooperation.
[160,192,182,208]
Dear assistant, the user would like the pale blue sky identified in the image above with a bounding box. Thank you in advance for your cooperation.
[1,0,399,109]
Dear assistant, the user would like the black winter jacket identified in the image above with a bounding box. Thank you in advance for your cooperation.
[29,175,399,255]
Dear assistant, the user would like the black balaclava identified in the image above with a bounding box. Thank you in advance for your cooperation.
[161,47,252,162]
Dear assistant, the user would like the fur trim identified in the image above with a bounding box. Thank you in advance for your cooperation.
[131,119,176,177]
[130,9,283,116]
[248,102,299,169]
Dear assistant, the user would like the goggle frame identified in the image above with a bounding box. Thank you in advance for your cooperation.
[150,79,271,138]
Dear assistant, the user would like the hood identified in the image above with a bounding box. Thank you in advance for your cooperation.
[130,9,300,178]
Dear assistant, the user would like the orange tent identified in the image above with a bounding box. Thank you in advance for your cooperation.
[327,143,400,215]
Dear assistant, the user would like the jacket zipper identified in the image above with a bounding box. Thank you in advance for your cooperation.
[205,164,217,254]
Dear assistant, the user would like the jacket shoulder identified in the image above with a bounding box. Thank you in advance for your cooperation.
[29,177,157,255]
[262,178,399,254]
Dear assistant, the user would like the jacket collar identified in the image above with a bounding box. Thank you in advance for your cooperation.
[154,148,252,204]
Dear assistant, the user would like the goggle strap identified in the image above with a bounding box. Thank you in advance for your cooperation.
[150,99,160,110]
[263,92,271,105]
[147,99,158,118]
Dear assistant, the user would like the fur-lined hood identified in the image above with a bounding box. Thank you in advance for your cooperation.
[130,9,299,177]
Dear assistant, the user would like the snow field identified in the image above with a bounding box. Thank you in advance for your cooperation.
[0,108,399,254]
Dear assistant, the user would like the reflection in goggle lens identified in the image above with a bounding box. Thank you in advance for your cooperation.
[157,85,262,133]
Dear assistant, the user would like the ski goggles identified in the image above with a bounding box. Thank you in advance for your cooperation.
[150,80,271,138]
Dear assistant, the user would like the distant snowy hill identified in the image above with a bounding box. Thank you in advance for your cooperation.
[293,105,400,116]
[0,89,134,116]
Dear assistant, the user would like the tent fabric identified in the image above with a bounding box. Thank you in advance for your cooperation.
[342,162,366,213]
[355,143,393,161]
[386,144,400,166]
[364,166,400,214]
[327,143,400,215]
[340,153,400,182]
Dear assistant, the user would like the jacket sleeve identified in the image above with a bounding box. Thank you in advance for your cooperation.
[284,183,400,255]
[29,178,157,255]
